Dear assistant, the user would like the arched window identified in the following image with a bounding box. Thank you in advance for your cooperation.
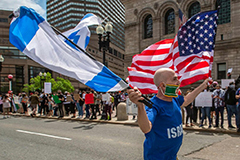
[165,9,175,35]
[144,14,153,39]
[188,1,201,18]
[216,0,230,24]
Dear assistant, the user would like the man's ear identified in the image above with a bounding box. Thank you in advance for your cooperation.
[158,82,165,89]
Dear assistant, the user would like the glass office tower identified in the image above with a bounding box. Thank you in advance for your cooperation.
[47,0,125,51]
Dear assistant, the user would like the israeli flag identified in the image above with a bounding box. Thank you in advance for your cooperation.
[9,6,128,92]
[62,13,101,51]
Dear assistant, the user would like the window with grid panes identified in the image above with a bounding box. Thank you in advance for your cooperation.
[188,2,201,18]
[144,14,153,39]
[165,9,175,34]
[216,0,231,24]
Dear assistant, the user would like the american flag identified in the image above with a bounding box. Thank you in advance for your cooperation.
[127,10,218,94]
[178,9,187,28]
[127,10,187,94]
[127,39,174,94]
[171,10,218,87]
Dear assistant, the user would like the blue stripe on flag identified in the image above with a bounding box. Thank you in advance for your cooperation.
[85,66,122,92]
[9,6,44,52]
[85,36,90,49]
[65,30,80,50]
[81,13,95,21]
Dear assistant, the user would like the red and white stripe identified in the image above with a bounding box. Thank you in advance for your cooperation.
[128,39,174,94]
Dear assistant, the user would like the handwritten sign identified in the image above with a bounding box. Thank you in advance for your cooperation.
[44,82,52,94]
[195,92,212,107]
[221,79,234,89]
[126,98,138,115]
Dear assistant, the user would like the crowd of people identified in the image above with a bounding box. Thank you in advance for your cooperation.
[0,89,129,120]
[1,80,240,133]
[182,81,240,132]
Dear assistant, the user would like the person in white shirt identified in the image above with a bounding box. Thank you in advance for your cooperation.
[2,95,11,119]
[102,92,112,120]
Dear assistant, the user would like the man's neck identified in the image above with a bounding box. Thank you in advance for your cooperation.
[156,92,173,102]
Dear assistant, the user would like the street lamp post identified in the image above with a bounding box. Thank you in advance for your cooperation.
[96,22,113,66]
[8,74,13,91]
[0,55,4,93]
[39,72,47,92]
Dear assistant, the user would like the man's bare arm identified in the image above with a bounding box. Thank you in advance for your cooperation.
[182,79,211,107]
[127,87,152,134]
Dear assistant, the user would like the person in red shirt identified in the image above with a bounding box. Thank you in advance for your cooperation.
[84,91,94,119]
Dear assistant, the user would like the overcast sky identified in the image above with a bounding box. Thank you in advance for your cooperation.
[0,0,46,18]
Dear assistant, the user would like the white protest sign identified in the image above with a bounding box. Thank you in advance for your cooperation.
[221,79,234,89]
[44,82,52,94]
[195,92,212,107]
[126,98,138,115]
[227,68,232,73]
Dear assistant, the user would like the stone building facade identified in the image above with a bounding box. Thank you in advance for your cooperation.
[121,0,240,85]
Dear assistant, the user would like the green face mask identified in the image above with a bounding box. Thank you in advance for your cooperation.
[160,83,179,97]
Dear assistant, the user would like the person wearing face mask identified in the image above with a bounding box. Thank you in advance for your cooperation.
[127,68,211,160]
[224,82,239,129]
[212,84,225,128]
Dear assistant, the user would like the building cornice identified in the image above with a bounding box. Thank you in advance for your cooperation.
[215,37,240,50]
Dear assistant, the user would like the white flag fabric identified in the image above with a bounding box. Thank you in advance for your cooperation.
[62,13,102,51]
[9,6,128,92]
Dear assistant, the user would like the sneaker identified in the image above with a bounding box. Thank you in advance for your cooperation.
[71,116,76,118]
[208,125,212,128]
[228,126,235,129]
[30,114,34,117]
[199,124,203,127]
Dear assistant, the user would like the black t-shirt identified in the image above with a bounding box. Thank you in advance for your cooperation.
[79,93,84,106]
[58,94,64,104]
[114,94,120,103]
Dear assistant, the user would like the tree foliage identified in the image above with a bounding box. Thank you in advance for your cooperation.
[22,72,74,93]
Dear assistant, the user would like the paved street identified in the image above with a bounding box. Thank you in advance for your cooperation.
[1,116,240,160]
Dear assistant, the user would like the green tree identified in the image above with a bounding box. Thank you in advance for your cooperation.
[22,72,74,93]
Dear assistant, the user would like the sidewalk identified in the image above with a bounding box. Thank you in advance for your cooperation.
[7,110,240,135]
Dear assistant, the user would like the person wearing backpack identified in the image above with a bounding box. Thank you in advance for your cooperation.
[224,82,239,129]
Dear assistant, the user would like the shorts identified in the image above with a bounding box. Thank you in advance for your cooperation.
[31,104,37,108]
[3,108,10,112]
[48,102,53,110]
[211,106,215,111]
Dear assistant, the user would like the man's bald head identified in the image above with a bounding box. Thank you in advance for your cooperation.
[153,68,175,87]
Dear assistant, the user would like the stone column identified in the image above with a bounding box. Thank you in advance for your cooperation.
[117,102,128,121]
